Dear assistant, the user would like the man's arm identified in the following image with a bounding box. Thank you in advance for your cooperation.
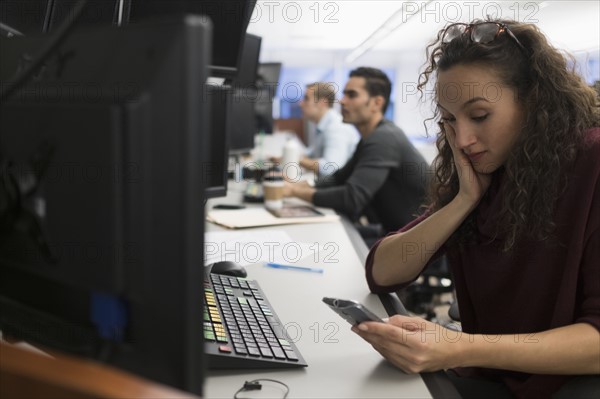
[283,181,315,203]
[299,157,320,173]
[312,137,395,215]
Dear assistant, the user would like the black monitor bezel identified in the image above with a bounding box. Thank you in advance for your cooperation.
[2,0,258,81]
[128,0,257,80]
[228,32,261,153]
[235,33,261,86]
[0,15,209,394]
[204,82,231,199]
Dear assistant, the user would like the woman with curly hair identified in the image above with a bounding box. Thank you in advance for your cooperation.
[352,19,600,398]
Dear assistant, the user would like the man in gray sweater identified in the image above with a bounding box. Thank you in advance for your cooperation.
[284,67,429,239]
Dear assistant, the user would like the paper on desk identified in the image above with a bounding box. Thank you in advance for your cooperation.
[205,230,323,266]
[206,207,339,229]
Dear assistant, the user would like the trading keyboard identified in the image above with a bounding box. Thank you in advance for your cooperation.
[204,273,307,369]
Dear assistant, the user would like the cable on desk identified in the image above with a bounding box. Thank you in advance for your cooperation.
[233,378,289,399]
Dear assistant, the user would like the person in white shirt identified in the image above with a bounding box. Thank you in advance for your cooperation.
[299,82,359,175]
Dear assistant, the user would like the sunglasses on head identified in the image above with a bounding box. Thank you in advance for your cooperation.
[441,21,528,55]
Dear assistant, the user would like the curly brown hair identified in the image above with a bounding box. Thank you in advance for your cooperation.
[418,19,600,251]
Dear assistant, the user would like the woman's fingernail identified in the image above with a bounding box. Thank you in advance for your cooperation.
[358,323,368,332]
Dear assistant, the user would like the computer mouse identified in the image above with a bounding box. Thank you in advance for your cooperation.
[208,261,247,278]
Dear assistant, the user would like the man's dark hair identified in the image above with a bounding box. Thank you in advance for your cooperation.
[349,67,392,114]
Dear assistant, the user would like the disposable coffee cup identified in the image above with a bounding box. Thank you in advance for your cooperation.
[263,179,284,210]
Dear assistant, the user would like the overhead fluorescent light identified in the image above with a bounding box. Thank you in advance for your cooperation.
[345,0,433,63]
[538,2,551,10]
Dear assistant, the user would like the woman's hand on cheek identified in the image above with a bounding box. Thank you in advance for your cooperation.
[444,123,492,205]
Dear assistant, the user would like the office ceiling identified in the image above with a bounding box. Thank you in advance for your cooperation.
[247,0,600,59]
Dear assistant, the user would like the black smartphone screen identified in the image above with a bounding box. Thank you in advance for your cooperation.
[322,297,384,325]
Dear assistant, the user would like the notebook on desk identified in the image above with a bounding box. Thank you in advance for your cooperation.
[207,207,339,229]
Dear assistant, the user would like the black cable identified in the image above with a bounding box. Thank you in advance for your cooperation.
[0,0,89,102]
[0,22,23,38]
[233,378,289,399]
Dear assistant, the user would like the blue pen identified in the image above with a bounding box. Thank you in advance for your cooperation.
[265,262,324,274]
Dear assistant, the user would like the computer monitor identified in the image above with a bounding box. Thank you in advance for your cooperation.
[204,82,231,199]
[255,62,282,133]
[229,90,256,154]
[129,0,257,80]
[47,0,128,30]
[0,15,209,394]
[2,1,257,80]
[0,0,53,34]
[0,0,128,34]
[229,33,261,153]
[257,62,282,93]
[236,33,261,86]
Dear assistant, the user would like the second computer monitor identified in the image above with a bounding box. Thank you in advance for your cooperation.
[229,33,262,153]
[129,0,257,80]
[255,62,282,134]
[204,83,231,199]
[236,33,261,86]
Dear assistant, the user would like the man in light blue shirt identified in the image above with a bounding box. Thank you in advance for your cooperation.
[299,82,359,175]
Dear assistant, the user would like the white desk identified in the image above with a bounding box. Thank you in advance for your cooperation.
[204,181,458,398]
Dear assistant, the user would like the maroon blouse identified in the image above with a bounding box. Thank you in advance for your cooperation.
[365,128,600,398]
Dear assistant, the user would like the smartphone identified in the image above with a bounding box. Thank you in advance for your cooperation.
[322,297,384,325]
